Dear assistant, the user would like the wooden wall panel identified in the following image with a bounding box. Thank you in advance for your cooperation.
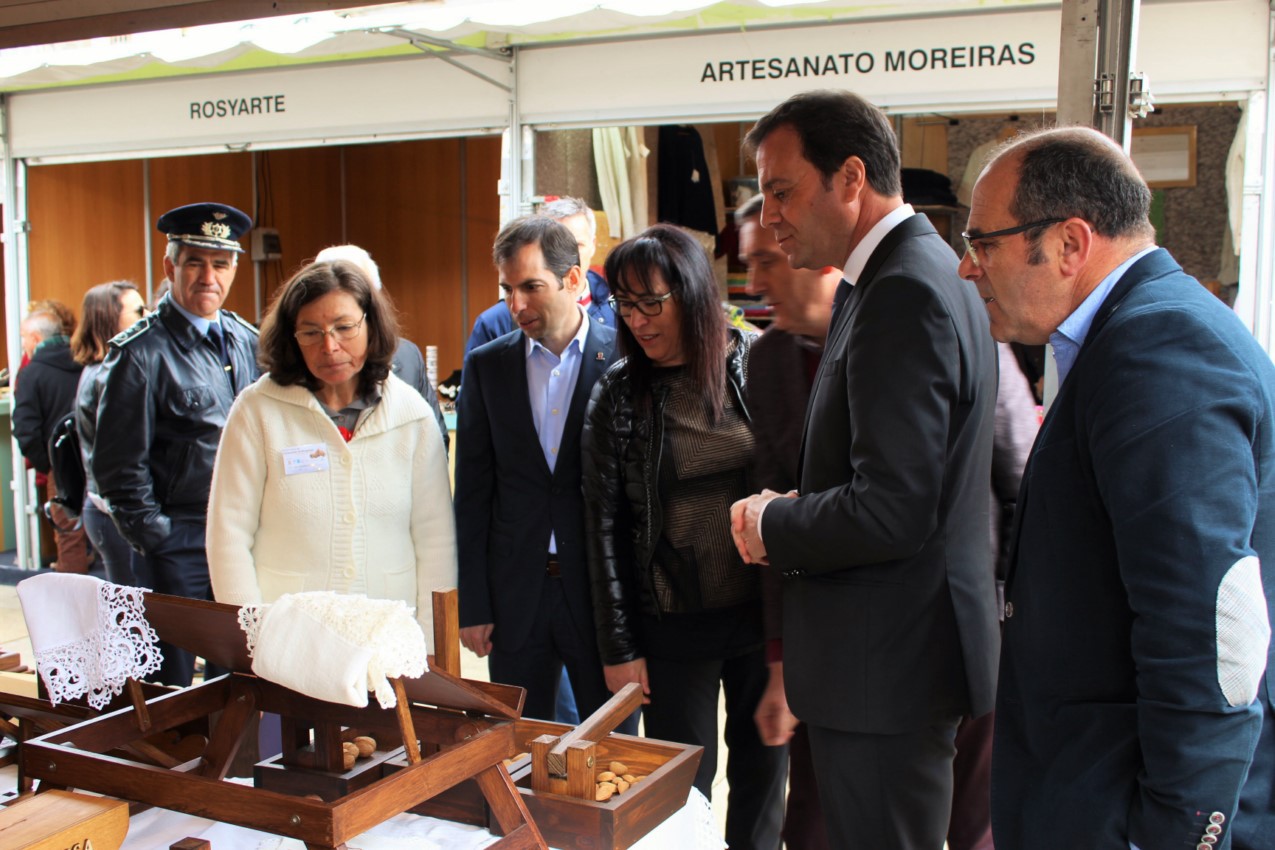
[463,135,503,377]
[26,159,147,324]
[252,146,344,315]
[147,152,254,318]
[345,136,501,379]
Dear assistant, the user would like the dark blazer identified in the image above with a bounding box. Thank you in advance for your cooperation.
[93,294,259,553]
[455,319,617,654]
[992,249,1275,850]
[762,213,999,734]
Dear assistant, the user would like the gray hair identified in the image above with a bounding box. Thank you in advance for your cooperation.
[22,310,63,341]
[316,244,382,290]
[541,196,596,235]
[165,239,239,268]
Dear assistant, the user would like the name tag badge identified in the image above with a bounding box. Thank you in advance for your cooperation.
[282,443,330,476]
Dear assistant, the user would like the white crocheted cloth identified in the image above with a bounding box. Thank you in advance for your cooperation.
[16,573,162,709]
[238,591,428,709]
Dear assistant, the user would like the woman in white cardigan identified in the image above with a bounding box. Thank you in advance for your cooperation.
[207,259,456,652]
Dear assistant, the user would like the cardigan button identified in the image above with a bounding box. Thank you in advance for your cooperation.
[1004,601,1014,619]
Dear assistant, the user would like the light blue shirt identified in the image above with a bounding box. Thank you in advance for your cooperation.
[526,305,590,554]
[168,294,222,337]
[1050,247,1156,386]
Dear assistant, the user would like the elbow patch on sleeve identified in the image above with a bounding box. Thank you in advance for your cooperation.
[1216,555,1271,707]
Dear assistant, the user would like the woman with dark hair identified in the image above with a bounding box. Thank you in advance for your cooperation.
[582,224,785,849]
[72,281,148,585]
[207,260,455,648]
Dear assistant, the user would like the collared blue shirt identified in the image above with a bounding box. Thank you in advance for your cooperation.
[526,305,590,554]
[1050,247,1156,387]
[168,294,222,337]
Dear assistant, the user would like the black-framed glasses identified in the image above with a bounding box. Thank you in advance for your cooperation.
[294,313,366,346]
[961,218,1064,268]
[609,292,674,318]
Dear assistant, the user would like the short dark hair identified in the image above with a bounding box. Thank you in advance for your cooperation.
[71,281,140,365]
[745,89,902,196]
[258,260,398,397]
[492,216,580,285]
[733,193,765,227]
[604,224,728,422]
[995,127,1155,255]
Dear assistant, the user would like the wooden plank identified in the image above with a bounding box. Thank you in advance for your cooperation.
[330,723,515,840]
[431,588,461,676]
[545,683,642,775]
[196,678,257,780]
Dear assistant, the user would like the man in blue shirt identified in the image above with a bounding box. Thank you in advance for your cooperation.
[464,197,614,357]
[455,216,625,727]
[960,126,1274,850]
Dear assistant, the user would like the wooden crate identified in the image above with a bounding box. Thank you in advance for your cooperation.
[499,718,702,850]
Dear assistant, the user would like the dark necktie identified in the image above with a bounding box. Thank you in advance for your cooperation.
[207,323,233,387]
[830,278,853,327]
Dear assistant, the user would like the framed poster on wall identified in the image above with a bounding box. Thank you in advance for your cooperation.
[1131,125,1197,188]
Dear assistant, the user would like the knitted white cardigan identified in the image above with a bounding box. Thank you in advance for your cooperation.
[207,373,457,652]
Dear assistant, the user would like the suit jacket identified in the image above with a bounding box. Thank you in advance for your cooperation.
[746,327,821,644]
[454,319,617,654]
[762,213,999,734]
[992,248,1275,850]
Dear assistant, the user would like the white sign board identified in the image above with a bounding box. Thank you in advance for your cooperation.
[7,55,512,159]
[518,0,1267,126]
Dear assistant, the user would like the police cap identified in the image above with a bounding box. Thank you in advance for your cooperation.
[157,202,252,253]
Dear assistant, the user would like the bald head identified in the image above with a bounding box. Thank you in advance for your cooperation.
[983,126,1155,243]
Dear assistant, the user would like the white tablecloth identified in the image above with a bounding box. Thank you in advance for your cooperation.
[1,764,723,850]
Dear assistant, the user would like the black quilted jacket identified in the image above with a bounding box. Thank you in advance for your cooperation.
[580,329,752,664]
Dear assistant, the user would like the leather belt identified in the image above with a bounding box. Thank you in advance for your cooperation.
[546,557,561,578]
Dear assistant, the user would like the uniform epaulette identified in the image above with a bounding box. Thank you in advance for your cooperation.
[222,310,261,336]
[110,314,156,347]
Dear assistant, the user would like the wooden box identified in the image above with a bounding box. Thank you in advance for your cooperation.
[501,718,702,850]
[0,789,129,850]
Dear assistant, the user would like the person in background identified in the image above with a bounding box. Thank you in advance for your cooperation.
[735,192,839,850]
[71,281,150,587]
[455,216,625,730]
[207,260,455,648]
[583,223,785,850]
[731,90,999,849]
[961,126,1274,850]
[93,202,260,686]
[315,244,449,453]
[14,301,92,574]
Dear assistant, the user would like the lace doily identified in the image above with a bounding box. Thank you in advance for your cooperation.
[18,575,161,709]
[239,591,427,709]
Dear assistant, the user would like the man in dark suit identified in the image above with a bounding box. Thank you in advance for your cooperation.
[455,215,621,725]
[465,197,615,356]
[730,89,1000,848]
[735,192,839,850]
[960,126,1274,850]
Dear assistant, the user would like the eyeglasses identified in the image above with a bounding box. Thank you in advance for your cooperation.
[961,218,1064,268]
[294,314,366,346]
[609,292,674,318]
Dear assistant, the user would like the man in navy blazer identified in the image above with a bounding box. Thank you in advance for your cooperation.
[960,126,1274,849]
[464,197,615,356]
[731,90,1000,848]
[455,215,619,724]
